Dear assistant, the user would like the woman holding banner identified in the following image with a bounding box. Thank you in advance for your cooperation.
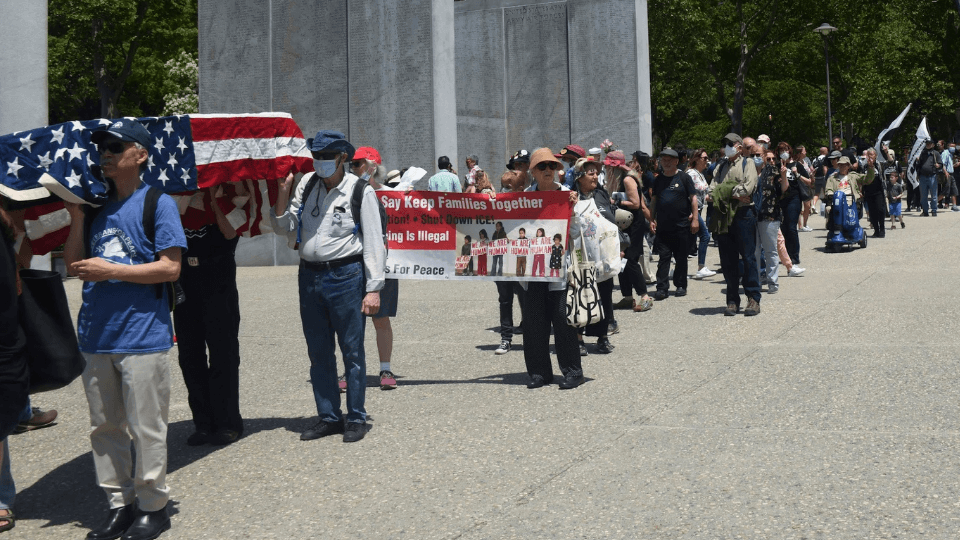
[521,148,584,390]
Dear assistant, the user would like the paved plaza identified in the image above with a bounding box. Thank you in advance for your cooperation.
[8,209,960,539]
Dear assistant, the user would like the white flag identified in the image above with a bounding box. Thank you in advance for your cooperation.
[906,117,930,188]
[874,103,911,165]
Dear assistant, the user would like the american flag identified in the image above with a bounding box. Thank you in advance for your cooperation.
[1,112,314,254]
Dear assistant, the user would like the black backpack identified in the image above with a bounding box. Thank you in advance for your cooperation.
[83,186,185,311]
[300,172,388,243]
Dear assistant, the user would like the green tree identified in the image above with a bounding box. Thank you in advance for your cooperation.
[48,0,198,123]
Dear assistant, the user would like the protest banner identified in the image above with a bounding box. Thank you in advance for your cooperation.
[379,191,572,281]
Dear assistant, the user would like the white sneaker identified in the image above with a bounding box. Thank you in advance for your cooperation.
[495,340,511,355]
[693,267,716,280]
[788,266,805,277]
[800,226,813,232]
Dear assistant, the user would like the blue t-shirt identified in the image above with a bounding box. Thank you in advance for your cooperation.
[77,185,187,354]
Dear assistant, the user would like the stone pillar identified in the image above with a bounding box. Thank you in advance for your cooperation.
[0,1,51,270]
[454,0,654,185]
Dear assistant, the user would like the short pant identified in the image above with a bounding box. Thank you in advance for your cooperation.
[369,278,398,319]
[889,201,902,216]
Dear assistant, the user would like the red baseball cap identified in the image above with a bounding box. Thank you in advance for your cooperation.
[353,146,381,164]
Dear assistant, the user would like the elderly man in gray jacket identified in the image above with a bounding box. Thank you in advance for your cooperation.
[272,130,385,444]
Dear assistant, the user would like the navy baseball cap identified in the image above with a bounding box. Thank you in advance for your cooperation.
[307,130,355,158]
[90,118,152,148]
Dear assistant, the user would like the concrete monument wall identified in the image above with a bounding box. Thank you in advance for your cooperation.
[0,1,51,270]
[455,0,653,181]
[199,0,457,265]
[199,0,652,265]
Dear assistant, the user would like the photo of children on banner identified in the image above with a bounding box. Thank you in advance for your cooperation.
[513,228,529,277]
[455,226,564,279]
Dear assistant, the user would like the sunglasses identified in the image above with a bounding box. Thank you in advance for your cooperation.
[724,142,737,148]
[311,152,339,160]
[535,162,561,171]
[350,160,365,168]
[96,141,127,155]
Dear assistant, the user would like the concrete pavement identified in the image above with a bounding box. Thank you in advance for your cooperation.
[8,208,960,539]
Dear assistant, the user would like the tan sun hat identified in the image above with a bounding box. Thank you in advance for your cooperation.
[529,148,563,171]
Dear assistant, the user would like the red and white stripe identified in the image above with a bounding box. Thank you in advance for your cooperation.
[190,113,313,189]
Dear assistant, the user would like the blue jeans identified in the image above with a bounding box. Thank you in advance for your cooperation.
[697,214,710,267]
[491,255,504,276]
[717,206,761,306]
[298,261,367,424]
[0,399,29,510]
[919,174,937,214]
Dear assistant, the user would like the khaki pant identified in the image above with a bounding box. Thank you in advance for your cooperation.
[82,351,171,512]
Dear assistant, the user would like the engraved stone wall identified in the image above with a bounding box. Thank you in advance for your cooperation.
[272,0,348,138]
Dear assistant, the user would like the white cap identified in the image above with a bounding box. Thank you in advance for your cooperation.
[588,147,602,155]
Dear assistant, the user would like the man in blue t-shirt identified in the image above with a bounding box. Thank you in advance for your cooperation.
[63,118,186,540]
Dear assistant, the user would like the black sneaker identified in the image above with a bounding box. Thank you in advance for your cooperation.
[186,429,212,446]
[300,420,344,441]
[558,372,585,389]
[596,337,614,354]
[527,374,547,389]
[494,340,511,355]
[343,422,370,443]
[211,429,242,445]
[607,320,619,335]
[653,290,668,301]
[674,287,687,297]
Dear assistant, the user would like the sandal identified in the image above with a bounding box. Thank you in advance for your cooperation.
[0,509,14,533]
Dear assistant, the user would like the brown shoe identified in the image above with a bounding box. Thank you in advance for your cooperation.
[744,298,760,316]
[14,407,58,434]
[724,303,738,316]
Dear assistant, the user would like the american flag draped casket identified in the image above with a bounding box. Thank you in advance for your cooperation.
[0,112,314,254]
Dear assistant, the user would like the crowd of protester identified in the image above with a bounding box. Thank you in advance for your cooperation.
[1,121,955,539]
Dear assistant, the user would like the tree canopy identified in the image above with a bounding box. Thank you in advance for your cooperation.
[48,0,198,123]
[45,0,959,154]
[648,0,960,152]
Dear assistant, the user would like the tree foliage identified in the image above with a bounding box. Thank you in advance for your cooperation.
[649,0,960,151]
[48,0,198,123]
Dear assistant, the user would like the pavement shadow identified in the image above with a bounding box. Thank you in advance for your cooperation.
[167,417,303,472]
[689,306,729,316]
[390,372,531,387]
[14,416,300,531]
[475,343,525,352]
[14,450,182,531]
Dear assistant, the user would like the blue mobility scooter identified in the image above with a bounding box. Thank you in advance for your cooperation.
[825,190,867,252]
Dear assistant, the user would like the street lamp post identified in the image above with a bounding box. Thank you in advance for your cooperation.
[815,23,837,145]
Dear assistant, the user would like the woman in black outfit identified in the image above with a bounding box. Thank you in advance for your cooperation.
[0,205,28,533]
[521,148,583,390]
[777,142,811,266]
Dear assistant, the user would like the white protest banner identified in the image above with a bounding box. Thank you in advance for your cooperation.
[379,191,572,281]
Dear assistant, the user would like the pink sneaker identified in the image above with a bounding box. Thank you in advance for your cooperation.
[338,375,347,393]
[380,370,397,390]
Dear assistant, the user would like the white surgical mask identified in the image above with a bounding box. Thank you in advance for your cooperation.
[761,143,769,150]
[950,147,956,154]
[780,152,790,161]
[724,145,738,158]
[753,156,763,166]
[314,159,339,178]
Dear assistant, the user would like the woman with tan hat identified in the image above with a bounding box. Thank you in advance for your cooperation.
[521,148,584,390]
